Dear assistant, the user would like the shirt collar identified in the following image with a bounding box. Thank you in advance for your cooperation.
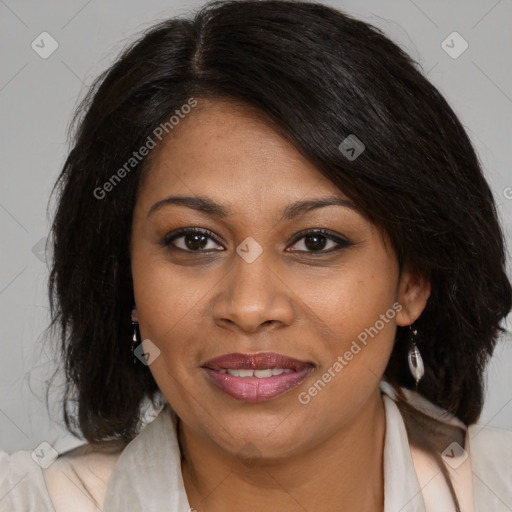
[380,380,427,512]
[103,402,189,511]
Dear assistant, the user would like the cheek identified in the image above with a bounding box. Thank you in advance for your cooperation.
[326,272,398,351]
[130,254,189,403]
[290,249,399,407]
[131,241,211,338]
[292,249,399,348]
[130,244,218,397]
[131,257,205,420]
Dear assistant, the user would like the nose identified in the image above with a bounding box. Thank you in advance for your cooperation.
[212,252,295,334]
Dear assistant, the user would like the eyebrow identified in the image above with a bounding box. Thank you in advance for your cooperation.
[147,195,358,221]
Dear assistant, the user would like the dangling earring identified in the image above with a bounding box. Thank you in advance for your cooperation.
[131,306,140,365]
[407,325,424,389]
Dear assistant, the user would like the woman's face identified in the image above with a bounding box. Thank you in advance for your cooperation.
[130,99,429,459]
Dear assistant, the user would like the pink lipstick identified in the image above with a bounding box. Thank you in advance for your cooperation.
[202,352,314,402]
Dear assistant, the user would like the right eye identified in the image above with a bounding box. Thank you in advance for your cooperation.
[161,228,225,252]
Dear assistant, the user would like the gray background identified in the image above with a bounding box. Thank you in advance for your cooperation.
[1,0,511,453]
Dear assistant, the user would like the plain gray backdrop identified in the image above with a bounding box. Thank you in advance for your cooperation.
[1,0,511,453]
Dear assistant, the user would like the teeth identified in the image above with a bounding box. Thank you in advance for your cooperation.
[237,369,255,378]
[221,368,294,378]
[254,369,273,378]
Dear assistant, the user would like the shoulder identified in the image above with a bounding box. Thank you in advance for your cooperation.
[0,449,55,510]
[42,441,124,512]
[468,423,512,510]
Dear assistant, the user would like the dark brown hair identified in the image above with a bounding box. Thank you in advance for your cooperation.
[47,2,511,509]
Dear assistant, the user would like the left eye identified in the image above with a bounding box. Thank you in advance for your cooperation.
[287,230,351,253]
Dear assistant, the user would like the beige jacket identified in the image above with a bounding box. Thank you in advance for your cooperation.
[1,381,511,511]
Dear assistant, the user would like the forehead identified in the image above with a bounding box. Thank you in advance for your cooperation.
[138,99,344,205]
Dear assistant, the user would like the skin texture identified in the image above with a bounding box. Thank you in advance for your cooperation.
[130,99,431,512]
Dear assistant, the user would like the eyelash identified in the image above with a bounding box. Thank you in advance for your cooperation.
[160,227,352,255]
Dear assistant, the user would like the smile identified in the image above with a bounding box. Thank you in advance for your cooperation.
[201,352,314,402]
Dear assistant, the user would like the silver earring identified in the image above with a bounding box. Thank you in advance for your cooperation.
[131,306,140,364]
[407,326,424,389]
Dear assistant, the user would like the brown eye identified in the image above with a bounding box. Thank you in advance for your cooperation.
[287,229,352,254]
[303,234,330,251]
[162,228,224,252]
[182,232,208,250]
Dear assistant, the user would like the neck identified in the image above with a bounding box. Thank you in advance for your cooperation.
[180,388,386,512]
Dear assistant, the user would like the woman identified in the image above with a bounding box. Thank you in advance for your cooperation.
[1,1,511,511]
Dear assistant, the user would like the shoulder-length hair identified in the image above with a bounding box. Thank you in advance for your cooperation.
[47,1,511,509]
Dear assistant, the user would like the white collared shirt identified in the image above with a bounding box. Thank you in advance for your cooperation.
[1,381,511,511]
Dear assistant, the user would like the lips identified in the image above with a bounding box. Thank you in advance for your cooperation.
[201,352,314,402]
[203,352,312,371]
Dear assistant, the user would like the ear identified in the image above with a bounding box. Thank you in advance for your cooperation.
[395,265,431,327]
